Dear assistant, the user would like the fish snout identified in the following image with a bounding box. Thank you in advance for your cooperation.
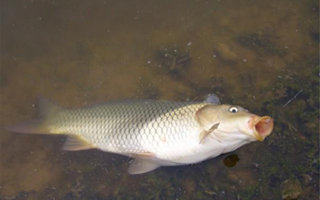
[249,115,274,141]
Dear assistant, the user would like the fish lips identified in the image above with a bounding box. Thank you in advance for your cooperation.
[250,116,274,141]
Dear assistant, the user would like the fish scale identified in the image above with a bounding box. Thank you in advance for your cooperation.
[48,100,206,156]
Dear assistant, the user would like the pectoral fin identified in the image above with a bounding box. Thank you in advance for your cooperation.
[199,123,220,143]
[204,93,221,104]
[62,135,95,151]
[131,152,156,159]
[128,159,160,175]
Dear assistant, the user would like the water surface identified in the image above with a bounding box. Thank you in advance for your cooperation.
[0,0,318,199]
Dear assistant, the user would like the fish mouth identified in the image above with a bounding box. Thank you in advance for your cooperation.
[251,116,274,141]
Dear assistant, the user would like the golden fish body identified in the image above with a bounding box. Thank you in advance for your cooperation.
[8,96,274,174]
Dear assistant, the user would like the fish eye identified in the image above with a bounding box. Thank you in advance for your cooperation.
[229,107,238,113]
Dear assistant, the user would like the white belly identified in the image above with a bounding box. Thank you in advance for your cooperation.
[154,136,251,166]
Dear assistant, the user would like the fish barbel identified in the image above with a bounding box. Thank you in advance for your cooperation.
[7,94,274,174]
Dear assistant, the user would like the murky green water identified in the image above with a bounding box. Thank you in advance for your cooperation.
[0,0,318,199]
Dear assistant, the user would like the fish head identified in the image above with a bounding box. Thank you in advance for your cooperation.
[216,105,273,141]
[196,104,274,142]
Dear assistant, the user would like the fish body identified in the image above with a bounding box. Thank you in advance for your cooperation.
[52,100,207,162]
[8,95,274,174]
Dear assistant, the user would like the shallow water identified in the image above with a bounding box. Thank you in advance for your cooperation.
[0,0,319,199]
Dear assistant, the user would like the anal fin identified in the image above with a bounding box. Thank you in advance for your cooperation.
[63,135,95,151]
[128,159,160,175]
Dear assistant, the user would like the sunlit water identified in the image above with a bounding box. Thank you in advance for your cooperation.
[0,0,318,199]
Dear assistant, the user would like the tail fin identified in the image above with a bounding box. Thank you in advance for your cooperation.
[6,98,62,134]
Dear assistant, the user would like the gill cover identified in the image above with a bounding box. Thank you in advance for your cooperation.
[195,105,221,143]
